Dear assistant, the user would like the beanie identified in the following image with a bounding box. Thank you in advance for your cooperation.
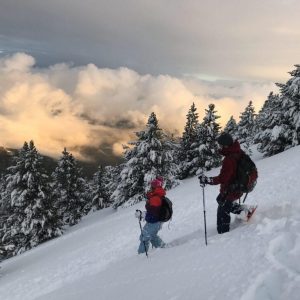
[156,176,163,184]
[151,179,163,188]
[217,132,233,146]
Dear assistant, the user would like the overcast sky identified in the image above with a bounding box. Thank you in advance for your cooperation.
[0,0,299,163]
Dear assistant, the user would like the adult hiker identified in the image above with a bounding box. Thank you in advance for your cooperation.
[199,132,256,234]
[135,177,166,254]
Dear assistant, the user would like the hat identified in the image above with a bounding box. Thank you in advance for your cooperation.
[217,132,233,146]
[156,176,163,184]
[151,178,163,188]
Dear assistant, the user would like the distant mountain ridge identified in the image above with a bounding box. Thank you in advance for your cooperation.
[0,146,101,179]
[0,147,17,173]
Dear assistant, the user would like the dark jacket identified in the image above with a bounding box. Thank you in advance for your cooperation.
[145,186,166,223]
[211,140,244,201]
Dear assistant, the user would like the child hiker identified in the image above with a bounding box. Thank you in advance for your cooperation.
[136,177,166,254]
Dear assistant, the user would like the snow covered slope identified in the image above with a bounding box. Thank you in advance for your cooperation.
[1,146,300,300]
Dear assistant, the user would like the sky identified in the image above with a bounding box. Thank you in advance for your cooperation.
[0,0,299,162]
[1,145,300,300]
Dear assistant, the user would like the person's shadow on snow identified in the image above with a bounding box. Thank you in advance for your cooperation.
[166,230,203,247]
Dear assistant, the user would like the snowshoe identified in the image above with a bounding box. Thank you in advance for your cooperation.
[246,205,257,222]
[236,204,257,222]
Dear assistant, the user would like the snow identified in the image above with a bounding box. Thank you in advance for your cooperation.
[1,146,300,300]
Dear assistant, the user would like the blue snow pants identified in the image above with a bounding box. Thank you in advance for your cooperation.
[138,222,165,254]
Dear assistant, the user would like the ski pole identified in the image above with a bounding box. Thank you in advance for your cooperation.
[242,193,249,203]
[136,210,148,258]
[201,185,208,246]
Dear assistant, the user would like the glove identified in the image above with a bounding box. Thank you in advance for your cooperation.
[198,175,213,186]
[135,210,146,220]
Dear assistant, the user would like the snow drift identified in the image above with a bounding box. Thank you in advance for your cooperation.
[0,146,300,300]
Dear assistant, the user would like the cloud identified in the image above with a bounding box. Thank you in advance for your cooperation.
[0,1,299,82]
[0,52,35,72]
[0,53,276,162]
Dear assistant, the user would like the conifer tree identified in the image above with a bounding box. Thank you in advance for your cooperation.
[52,148,86,226]
[0,141,62,258]
[237,101,256,154]
[198,104,222,170]
[0,173,10,259]
[89,165,111,211]
[254,92,275,134]
[189,122,207,173]
[254,66,300,156]
[224,116,238,138]
[105,164,123,200]
[277,64,300,147]
[112,112,177,208]
[255,92,290,156]
[178,103,200,179]
[163,131,181,186]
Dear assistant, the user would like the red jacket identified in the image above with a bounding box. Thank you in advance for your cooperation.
[145,186,166,223]
[211,140,244,201]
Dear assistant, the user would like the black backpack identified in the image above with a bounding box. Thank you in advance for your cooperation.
[158,196,173,222]
[231,152,258,193]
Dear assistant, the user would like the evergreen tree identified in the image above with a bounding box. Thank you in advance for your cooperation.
[254,92,275,134]
[190,122,207,173]
[105,164,123,200]
[277,64,300,146]
[112,112,178,208]
[160,132,180,190]
[52,148,86,226]
[255,92,290,156]
[178,103,200,179]
[0,173,10,259]
[254,65,300,156]
[224,116,238,138]
[237,101,256,154]
[198,104,222,170]
[89,165,111,211]
[80,179,95,215]
[0,141,62,258]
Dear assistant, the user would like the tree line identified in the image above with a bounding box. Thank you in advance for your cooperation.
[0,64,299,260]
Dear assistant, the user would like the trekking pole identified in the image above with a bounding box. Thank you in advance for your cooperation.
[242,193,249,203]
[136,210,148,258]
[201,185,208,246]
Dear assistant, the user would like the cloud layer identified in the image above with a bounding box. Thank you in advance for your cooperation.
[0,53,276,162]
[0,0,299,82]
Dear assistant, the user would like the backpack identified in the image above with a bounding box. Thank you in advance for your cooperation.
[231,152,258,193]
[158,196,173,222]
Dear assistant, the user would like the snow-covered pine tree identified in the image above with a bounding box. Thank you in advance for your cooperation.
[254,92,276,134]
[198,104,222,171]
[0,173,10,259]
[277,64,300,147]
[112,112,178,208]
[51,148,87,226]
[224,116,238,138]
[178,102,200,179]
[0,141,62,258]
[88,165,111,211]
[189,122,207,174]
[0,173,7,224]
[237,100,256,155]
[80,179,93,215]
[254,92,290,156]
[160,131,180,190]
[105,164,123,200]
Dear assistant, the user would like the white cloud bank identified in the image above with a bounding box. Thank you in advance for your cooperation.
[0,53,276,161]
